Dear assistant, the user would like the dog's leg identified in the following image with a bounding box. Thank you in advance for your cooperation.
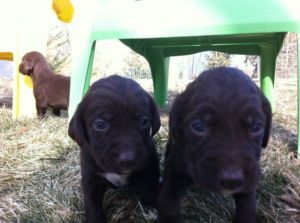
[140,150,160,208]
[36,106,47,118]
[233,190,257,223]
[157,168,188,223]
[82,170,108,223]
[52,108,61,116]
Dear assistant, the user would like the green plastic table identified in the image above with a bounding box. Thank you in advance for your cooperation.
[69,0,300,156]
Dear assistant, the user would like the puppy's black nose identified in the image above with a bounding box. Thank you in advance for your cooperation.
[118,151,136,169]
[219,170,244,190]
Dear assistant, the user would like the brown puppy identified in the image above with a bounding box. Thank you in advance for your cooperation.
[68,75,161,223]
[19,51,70,117]
[158,67,272,223]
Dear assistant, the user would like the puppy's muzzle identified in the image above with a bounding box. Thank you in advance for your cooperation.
[18,63,24,73]
[197,152,257,192]
[218,169,244,191]
[18,63,30,76]
[102,145,146,175]
[117,149,137,170]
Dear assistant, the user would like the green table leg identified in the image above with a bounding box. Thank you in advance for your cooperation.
[69,39,94,120]
[297,36,300,158]
[260,44,277,112]
[84,41,96,94]
[146,49,169,107]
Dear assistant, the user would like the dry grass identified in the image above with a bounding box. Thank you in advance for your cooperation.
[0,78,300,222]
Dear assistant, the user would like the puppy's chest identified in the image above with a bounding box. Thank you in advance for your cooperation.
[101,173,129,187]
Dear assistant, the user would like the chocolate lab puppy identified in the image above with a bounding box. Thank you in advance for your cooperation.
[19,51,70,117]
[68,75,161,223]
[158,67,272,223]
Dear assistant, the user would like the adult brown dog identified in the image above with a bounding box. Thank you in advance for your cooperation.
[158,67,272,223]
[19,51,70,117]
[68,75,161,223]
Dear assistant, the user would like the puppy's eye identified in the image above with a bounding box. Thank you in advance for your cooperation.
[249,123,263,134]
[140,116,150,129]
[93,119,108,132]
[191,120,206,134]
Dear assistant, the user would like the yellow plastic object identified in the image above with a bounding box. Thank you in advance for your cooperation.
[0,52,13,61]
[52,0,74,23]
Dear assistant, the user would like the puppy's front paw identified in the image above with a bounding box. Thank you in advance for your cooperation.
[141,194,157,209]
[157,199,183,223]
[138,202,158,222]
[86,213,107,223]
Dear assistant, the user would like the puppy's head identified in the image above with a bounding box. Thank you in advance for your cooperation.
[169,67,271,194]
[18,51,49,76]
[69,75,160,175]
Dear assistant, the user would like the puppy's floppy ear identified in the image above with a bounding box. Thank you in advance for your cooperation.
[68,104,89,147]
[261,93,272,148]
[169,93,185,141]
[149,95,161,136]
